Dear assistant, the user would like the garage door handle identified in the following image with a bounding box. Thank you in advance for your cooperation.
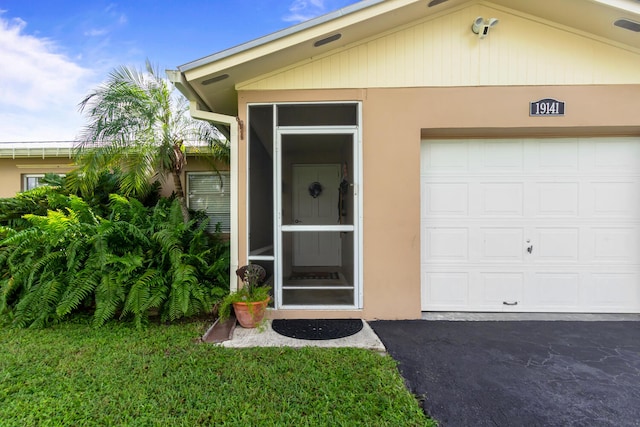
[503,301,518,306]
[527,245,533,254]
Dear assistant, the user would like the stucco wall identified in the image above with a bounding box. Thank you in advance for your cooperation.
[0,157,227,199]
[0,158,74,198]
[237,84,640,320]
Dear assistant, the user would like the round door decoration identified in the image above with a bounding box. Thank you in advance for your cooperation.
[308,181,323,198]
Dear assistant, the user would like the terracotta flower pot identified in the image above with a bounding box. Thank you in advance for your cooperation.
[232,297,270,328]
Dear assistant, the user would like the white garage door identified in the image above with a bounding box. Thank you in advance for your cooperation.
[420,137,640,313]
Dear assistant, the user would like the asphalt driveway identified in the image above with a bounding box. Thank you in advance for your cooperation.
[370,320,640,426]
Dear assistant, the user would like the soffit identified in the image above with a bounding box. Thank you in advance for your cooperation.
[491,0,640,47]
[176,0,640,116]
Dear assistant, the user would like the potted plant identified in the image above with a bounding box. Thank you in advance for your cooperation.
[219,264,271,328]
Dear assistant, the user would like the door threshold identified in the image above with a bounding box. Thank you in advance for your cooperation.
[422,312,640,321]
[277,305,359,310]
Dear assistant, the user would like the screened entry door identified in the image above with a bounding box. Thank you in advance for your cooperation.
[292,164,342,266]
[277,129,359,308]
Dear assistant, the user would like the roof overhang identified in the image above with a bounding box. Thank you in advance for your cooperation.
[170,0,640,116]
[0,142,75,159]
[0,140,219,159]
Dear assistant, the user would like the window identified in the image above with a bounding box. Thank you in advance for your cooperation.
[187,172,231,233]
[277,103,358,126]
[22,174,63,191]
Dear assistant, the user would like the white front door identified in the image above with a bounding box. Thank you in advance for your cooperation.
[421,137,640,313]
[292,164,341,266]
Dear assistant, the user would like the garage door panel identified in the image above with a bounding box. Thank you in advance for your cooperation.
[591,182,640,218]
[421,137,640,313]
[479,183,523,216]
[533,228,580,262]
[526,273,580,308]
[424,183,468,216]
[533,139,580,171]
[479,228,524,261]
[592,227,639,263]
[422,272,469,309]
[535,182,579,216]
[423,140,469,171]
[424,228,469,261]
[481,273,524,309]
[583,273,639,310]
[481,141,524,170]
[594,140,640,171]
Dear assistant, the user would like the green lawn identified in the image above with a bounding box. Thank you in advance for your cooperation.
[0,318,435,426]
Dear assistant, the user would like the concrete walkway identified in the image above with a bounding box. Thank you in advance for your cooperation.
[213,319,386,351]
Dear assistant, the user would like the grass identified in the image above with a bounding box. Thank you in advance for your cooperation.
[0,317,435,426]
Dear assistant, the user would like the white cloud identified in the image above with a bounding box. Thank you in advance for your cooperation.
[283,0,328,23]
[0,14,98,141]
[84,28,108,37]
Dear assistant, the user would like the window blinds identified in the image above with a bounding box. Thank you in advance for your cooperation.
[187,173,231,233]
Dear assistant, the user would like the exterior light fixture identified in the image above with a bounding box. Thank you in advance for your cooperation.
[471,16,499,39]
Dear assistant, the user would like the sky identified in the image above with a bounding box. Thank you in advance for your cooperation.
[0,0,359,142]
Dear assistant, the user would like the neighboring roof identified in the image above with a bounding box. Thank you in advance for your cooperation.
[0,141,218,159]
[0,142,75,159]
[171,0,640,116]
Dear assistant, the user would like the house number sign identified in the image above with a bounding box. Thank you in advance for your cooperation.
[530,98,565,116]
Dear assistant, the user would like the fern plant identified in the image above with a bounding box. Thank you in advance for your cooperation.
[0,202,97,328]
[0,191,229,329]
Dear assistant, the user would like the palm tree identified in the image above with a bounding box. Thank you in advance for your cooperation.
[73,60,229,223]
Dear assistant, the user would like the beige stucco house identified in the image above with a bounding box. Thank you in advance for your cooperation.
[170,0,640,320]
[0,142,232,235]
[0,142,76,196]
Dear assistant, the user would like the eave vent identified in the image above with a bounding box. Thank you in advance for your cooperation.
[202,74,229,85]
[428,0,449,7]
[313,33,341,47]
[614,18,640,32]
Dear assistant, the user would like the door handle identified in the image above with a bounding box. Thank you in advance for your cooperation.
[527,245,533,254]
[294,219,302,224]
[503,301,518,306]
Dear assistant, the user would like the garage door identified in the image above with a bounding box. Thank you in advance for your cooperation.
[420,137,640,313]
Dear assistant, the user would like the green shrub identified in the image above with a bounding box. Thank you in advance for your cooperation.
[0,171,161,231]
[0,193,229,329]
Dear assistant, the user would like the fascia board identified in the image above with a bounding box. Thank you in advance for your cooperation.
[179,0,421,82]
[178,0,388,74]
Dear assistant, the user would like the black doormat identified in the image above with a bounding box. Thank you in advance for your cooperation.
[289,272,339,280]
[272,319,363,340]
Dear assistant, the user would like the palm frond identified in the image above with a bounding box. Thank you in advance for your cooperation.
[74,60,230,221]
